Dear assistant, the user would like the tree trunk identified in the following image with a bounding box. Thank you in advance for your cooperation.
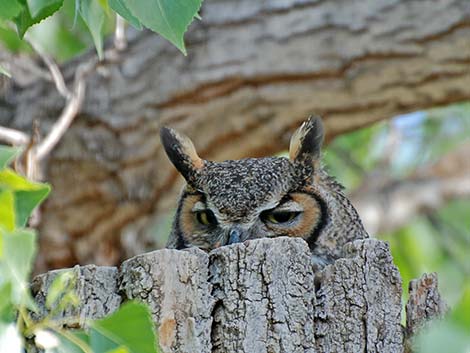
[31,237,447,353]
[2,0,470,270]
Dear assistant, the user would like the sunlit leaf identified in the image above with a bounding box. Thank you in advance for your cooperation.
[0,26,31,53]
[414,320,470,353]
[0,323,22,353]
[0,228,36,306]
[451,284,470,328]
[90,302,158,353]
[26,12,87,62]
[0,283,15,322]
[125,0,202,55]
[78,0,105,59]
[106,346,131,353]
[14,0,64,37]
[27,0,63,18]
[0,146,19,169]
[0,0,24,20]
[0,190,15,231]
[108,0,142,30]
[15,188,50,227]
[97,0,109,13]
[54,330,90,353]
[0,168,50,227]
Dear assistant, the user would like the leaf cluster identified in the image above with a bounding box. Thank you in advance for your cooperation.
[0,146,160,353]
[0,0,203,69]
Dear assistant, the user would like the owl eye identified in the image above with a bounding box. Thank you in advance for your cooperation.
[262,211,301,224]
[195,210,218,226]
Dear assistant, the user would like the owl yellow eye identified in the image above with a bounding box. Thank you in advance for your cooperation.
[195,210,217,226]
[263,211,301,224]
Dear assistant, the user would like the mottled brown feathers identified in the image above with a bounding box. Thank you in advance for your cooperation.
[162,117,368,266]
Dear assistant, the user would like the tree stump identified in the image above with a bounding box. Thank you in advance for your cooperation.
[31,237,446,352]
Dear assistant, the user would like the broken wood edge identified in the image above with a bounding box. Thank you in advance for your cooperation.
[30,237,447,353]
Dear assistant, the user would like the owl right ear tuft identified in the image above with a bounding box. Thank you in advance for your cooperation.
[160,127,204,184]
[289,116,324,166]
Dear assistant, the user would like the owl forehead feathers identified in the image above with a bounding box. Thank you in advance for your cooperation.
[160,116,325,217]
[199,157,293,219]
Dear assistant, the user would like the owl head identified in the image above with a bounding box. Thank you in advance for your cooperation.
[159,116,358,255]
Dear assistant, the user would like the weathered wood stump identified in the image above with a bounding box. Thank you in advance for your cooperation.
[31,237,446,353]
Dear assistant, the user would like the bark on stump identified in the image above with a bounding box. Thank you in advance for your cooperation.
[31,237,446,353]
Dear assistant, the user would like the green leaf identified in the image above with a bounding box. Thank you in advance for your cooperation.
[0,146,19,169]
[0,228,37,307]
[0,283,15,322]
[26,10,87,62]
[106,347,131,353]
[0,168,50,228]
[451,284,470,328]
[0,26,31,53]
[14,0,64,38]
[15,188,50,227]
[90,329,118,353]
[0,190,15,231]
[79,0,105,59]
[414,320,470,353]
[54,330,90,353]
[90,302,158,353]
[125,0,203,55]
[108,0,141,30]
[0,0,24,20]
[27,0,63,18]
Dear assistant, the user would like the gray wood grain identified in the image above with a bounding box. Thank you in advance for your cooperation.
[31,237,446,352]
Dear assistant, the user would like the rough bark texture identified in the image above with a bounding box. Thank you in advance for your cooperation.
[2,0,470,271]
[314,240,403,353]
[31,265,121,328]
[120,248,214,353]
[405,272,448,338]
[209,238,316,353]
[30,237,445,353]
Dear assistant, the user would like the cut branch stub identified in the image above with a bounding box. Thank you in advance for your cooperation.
[210,237,316,353]
[31,264,121,328]
[30,237,442,353]
[405,272,448,337]
[119,248,214,353]
[314,239,404,353]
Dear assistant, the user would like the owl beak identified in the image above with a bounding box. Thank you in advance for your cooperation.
[227,228,243,245]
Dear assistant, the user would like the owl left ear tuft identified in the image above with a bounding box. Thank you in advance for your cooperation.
[160,127,204,184]
[289,116,324,165]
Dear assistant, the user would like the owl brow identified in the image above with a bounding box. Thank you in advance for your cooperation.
[273,200,304,212]
[254,194,290,214]
[191,201,208,212]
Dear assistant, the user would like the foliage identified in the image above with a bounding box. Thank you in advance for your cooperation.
[325,105,470,352]
[0,147,160,353]
[0,0,203,61]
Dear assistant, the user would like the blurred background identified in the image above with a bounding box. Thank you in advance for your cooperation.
[1,0,469,351]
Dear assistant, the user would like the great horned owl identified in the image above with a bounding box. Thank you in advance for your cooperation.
[160,117,368,266]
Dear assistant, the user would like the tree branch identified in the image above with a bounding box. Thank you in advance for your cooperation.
[0,126,29,145]
[351,142,470,234]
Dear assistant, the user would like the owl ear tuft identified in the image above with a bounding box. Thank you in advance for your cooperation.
[160,127,204,183]
[289,116,324,164]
